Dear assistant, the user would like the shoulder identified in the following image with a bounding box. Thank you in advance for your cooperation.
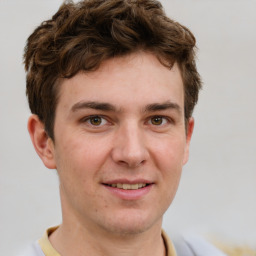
[173,234,227,256]
[17,241,45,256]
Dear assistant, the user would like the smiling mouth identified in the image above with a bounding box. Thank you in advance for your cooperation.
[104,183,148,190]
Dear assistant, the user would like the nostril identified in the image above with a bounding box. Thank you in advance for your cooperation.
[111,138,149,168]
[116,159,146,168]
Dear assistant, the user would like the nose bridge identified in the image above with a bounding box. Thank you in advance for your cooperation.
[112,120,148,167]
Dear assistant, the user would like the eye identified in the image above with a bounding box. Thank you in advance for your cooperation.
[149,116,168,126]
[83,115,108,126]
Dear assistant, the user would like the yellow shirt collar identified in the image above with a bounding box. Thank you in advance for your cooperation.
[38,226,176,256]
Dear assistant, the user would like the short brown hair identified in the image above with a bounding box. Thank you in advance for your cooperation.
[24,0,201,139]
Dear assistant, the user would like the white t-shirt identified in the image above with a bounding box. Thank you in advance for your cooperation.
[18,227,227,256]
[18,242,45,256]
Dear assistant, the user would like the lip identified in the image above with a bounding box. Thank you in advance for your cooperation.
[102,179,154,200]
[103,179,152,185]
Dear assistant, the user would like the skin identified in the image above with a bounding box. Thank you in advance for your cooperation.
[28,51,194,256]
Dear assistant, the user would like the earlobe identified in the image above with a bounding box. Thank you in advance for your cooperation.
[183,117,194,165]
[27,115,56,169]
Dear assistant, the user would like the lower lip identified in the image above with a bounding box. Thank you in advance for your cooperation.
[103,184,153,200]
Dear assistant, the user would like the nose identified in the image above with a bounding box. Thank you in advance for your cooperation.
[111,123,149,168]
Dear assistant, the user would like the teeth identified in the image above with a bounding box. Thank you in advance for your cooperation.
[117,183,123,188]
[131,184,139,189]
[138,183,144,188]
[109,183,147,190]
[123,184,130,190]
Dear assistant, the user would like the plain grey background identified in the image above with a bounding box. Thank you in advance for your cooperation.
[0,0,255,255]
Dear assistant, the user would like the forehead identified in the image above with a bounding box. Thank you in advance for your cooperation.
[56,51,184,113]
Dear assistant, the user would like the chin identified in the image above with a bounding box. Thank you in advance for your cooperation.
[103,223,151,236]
[98,210,162,236]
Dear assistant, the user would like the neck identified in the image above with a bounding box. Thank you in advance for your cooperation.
[49,220,166,256]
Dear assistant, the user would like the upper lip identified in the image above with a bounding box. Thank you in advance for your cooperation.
[102,179,153,185]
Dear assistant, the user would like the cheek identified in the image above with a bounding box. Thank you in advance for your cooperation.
[55,135,109,184]
[152,135,187,171]
[55,141,100,211]
[152,136,186,200]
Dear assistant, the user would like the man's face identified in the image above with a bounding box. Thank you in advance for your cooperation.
[49,51,193,235]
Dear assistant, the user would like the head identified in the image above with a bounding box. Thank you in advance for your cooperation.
[24,0,201,140]
[25,0,202,237]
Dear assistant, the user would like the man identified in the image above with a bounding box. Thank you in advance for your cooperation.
[21,0,222,255]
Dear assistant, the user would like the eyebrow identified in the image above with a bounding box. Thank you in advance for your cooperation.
[144,101,182,113]
[71,100,182,114]
[71,101,117,112]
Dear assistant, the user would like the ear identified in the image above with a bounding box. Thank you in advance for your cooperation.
[183,117,194,165]
[27,115,56,169]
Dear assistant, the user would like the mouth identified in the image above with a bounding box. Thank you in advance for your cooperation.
[102,181,153,200]
[103,183,149,190]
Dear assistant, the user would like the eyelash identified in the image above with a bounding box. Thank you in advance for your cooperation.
[81,115,172,128]
[147,116,170,126]
[81,115,109,127]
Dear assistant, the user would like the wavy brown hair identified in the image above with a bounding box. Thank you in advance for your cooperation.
[24,0,201,139]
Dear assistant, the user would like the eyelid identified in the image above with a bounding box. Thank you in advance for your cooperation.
[80,114,174,128]
[80,115,109,127]
[147,115,174,126]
